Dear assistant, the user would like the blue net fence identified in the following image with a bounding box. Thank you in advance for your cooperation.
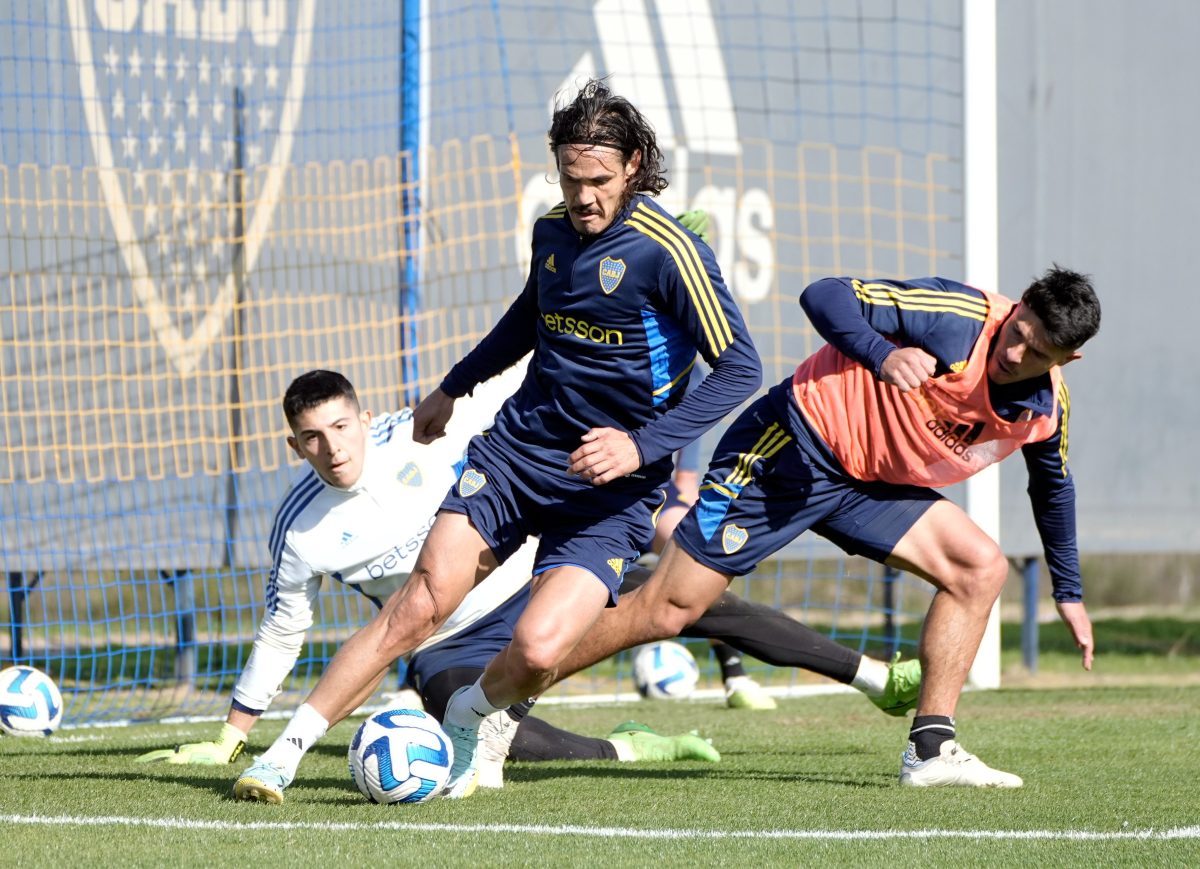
[1,0,964,725]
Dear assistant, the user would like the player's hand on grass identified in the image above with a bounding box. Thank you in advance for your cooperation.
[879,347,937,392]
[675,209,712,244]
[568,428,641,485]
[1055,600,1095,671]
[413,387,455,444]
[135,722,248,765]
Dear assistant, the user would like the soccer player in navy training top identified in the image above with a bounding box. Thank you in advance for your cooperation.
[233,79,762,800]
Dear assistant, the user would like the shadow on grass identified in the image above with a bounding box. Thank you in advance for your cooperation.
[504,762,893,790]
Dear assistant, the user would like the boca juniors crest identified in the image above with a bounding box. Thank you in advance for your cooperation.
[458,468,487,497]
[599,256,626,295]
[722,524,748,554]
[396,462,423,487]
[65,0,316,374]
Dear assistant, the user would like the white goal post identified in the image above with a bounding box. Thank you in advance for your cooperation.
[964,0,1002,690]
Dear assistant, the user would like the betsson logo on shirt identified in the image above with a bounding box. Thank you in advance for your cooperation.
[541,311,624,345]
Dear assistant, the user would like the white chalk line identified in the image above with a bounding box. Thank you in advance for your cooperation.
[2,814,1198,841]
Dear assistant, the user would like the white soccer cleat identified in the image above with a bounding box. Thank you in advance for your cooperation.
[439,687,482,799]
[475,709,519,789]
[899,740,1023,788]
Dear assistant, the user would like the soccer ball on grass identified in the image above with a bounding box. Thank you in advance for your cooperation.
[0,665,64,737]
[347,706,453,803]
[632,640,700,700]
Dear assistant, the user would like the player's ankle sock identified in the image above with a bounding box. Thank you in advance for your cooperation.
[711,642,746,680]
[909,715,955,760]
[259,703,328,773]
[444,678,504,730]
[508,698,534,724]
[850,654,889,696]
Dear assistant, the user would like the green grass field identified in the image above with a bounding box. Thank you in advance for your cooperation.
[2,677,1198,867]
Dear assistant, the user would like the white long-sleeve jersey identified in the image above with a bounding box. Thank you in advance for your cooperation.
[232,367,535,714]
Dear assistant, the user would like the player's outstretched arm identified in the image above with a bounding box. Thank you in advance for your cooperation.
[1023,415,1091,671]
[140,548,318,764]
[135,712,253,764]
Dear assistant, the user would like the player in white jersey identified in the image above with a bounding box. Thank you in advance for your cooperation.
[135,367,533,763]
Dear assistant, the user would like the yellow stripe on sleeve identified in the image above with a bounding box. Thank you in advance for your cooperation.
[851,279,988,321]
[1057,379,1071,476]
[637,206,735,349]
[628,213,723,355]
[628,204,735,357]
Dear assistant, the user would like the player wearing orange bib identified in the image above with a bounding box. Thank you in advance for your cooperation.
[547,266,1101,788]
[793,283,1061,487]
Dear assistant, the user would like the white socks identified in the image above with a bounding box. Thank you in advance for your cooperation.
[443,679,504,730]
[850,656,890,697]
[259,703,329,775]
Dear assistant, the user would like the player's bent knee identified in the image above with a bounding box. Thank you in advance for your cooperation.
[945,548,1008,603]
[971,543,1009,586]
[507,641,564,683]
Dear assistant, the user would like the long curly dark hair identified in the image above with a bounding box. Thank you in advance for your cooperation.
[547,78,668,201]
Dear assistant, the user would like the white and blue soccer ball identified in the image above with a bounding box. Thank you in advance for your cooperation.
[632,641,700,700]
[347,706,453,804]
[0,665,64,737]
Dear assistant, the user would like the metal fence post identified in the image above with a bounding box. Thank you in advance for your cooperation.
[1021,557,1040,673]
[162,569,197,686]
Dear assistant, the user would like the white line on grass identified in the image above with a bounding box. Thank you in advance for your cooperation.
[3,814,1198,841]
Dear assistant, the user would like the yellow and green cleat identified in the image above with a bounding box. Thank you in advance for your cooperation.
[870,651,922,716]
[607,720,720,763]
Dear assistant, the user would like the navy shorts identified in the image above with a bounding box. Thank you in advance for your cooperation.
[673,389,942,577]
[440,432,664,602]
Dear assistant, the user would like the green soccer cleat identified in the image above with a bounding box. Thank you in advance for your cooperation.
[606,721,720,763]
[870,652,922,717]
